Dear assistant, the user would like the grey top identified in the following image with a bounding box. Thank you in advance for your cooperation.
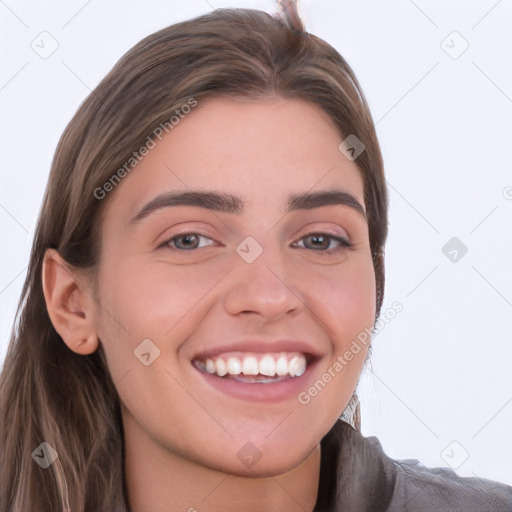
[313,419,512,511]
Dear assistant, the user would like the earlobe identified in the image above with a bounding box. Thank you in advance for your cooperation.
[42,249,99,355]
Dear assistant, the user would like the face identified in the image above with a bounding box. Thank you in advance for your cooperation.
[92,97,376,476]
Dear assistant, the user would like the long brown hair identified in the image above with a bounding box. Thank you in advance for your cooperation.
[0,6,388,511]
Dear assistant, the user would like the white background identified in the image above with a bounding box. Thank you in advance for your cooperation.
[1,0,511,486]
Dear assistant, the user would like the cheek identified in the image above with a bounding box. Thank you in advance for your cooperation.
[96,255,231,339]
[305,254,376,339]
[92,255,230,425]
[92,253,238,389]
[291,257,376,433]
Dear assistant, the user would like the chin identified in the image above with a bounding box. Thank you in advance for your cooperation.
[195,434,318,478]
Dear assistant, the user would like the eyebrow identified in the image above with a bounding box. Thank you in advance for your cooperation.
[130,189,367,224]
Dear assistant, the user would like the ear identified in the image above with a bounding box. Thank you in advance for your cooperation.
[42,248,99,355]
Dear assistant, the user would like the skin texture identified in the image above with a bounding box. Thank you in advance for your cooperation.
[42,97,376,512]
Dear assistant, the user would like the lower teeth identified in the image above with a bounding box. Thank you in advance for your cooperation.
[226,374,291,384]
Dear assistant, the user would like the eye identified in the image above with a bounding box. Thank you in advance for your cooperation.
[159,232,217,251]
[292,232,352,252]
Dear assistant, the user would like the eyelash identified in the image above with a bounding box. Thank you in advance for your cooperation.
[159,231,352,253]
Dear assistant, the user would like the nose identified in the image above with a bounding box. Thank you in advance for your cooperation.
[222,245,305,323]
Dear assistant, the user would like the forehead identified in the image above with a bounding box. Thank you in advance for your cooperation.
[102,97,365,221]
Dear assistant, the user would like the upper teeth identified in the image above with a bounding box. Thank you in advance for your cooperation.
[198,352,307,378]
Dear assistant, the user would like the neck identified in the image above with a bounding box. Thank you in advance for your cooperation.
[123,412,321,512]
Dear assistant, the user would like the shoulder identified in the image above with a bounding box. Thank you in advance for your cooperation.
[319,420,512,512]
[389,457,512,511]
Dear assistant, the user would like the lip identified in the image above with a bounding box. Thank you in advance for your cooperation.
[193,357,321,403]
[191,339,323,361]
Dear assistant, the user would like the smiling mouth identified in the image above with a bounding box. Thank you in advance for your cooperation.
[192,351,312,384]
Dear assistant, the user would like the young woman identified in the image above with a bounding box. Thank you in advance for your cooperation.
[1,2,511,511]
